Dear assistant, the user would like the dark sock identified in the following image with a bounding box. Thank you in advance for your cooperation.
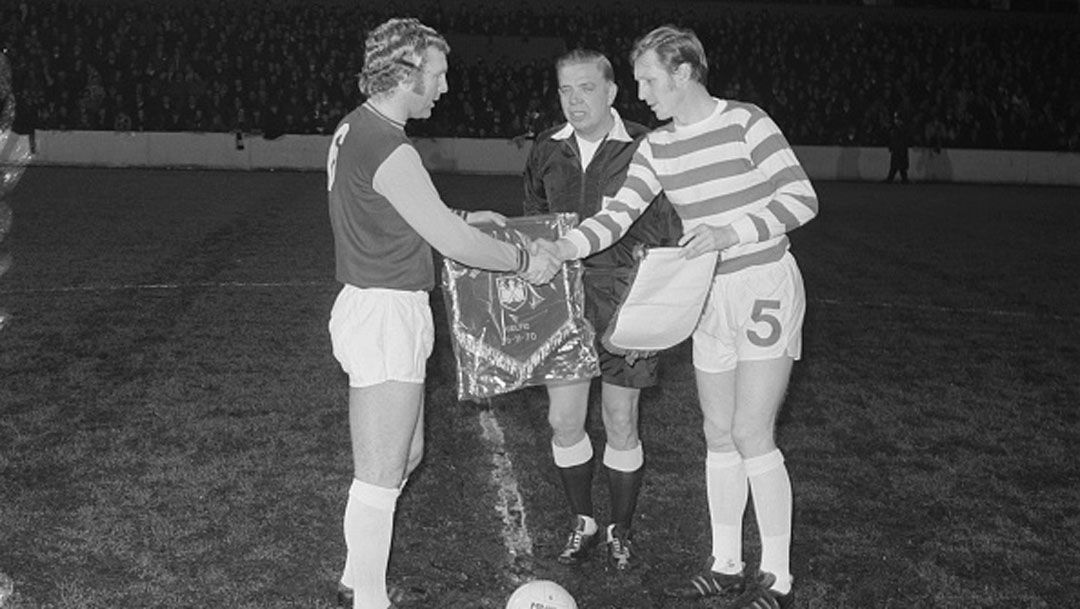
[557,458,595,517]
[606,465,644,530]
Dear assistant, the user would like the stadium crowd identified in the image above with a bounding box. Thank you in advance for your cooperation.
[1,0,1077,151]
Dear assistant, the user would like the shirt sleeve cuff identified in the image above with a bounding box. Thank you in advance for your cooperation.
[561,233,588,260]
[730,216,757,246]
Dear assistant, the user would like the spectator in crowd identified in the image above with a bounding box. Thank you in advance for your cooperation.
[0,0,1075,151]
[884,112,910,183]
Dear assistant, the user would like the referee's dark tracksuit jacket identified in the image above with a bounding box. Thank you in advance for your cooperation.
[522,110,681,274]
[522,109,682,382]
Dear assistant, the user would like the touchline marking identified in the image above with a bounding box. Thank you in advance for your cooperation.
[0,280,331,294]
[477,408,533,581]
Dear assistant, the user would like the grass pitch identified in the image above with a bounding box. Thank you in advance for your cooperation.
[0,168,1076,608]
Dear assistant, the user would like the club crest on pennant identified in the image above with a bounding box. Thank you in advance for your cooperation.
[496,275,528,312]
[441,214,599,401]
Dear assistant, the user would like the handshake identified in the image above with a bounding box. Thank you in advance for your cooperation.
[462,210,576,286]
[518,238,570,285]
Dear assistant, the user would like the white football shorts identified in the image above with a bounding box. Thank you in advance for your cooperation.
[692,252,805,373]
[329,285,434,388]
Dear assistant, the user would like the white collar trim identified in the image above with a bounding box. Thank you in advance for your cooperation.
[551,108,633,143]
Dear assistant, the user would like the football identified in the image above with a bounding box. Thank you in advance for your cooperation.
[505,579,577,609]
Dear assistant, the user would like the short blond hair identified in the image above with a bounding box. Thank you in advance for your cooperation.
[631,25,708,85]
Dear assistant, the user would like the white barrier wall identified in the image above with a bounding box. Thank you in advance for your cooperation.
[16,131,1080,186]
[799,145,1080,186]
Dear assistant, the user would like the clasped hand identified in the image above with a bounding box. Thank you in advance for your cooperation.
[519,238,562,284]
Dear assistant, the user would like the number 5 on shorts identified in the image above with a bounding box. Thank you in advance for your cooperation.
[748,299,782,347]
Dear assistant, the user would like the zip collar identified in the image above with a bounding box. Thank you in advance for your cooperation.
[550,108,633,143]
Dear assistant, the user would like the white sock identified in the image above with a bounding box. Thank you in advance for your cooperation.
[745,450,793,594]
[341,479,400,608]
[602,443,644,472]
[706,450,747,575]
[551,435,593,468]
[577,514,598,536]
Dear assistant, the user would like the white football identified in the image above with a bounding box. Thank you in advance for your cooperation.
[505,579,577,609]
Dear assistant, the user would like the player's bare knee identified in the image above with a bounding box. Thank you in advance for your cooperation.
[551,428,587,450]
[731,426,775,458]
[548,408,585,438]
[702,415,733,445]
[602,407,637,437]
[703,430,736,454]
